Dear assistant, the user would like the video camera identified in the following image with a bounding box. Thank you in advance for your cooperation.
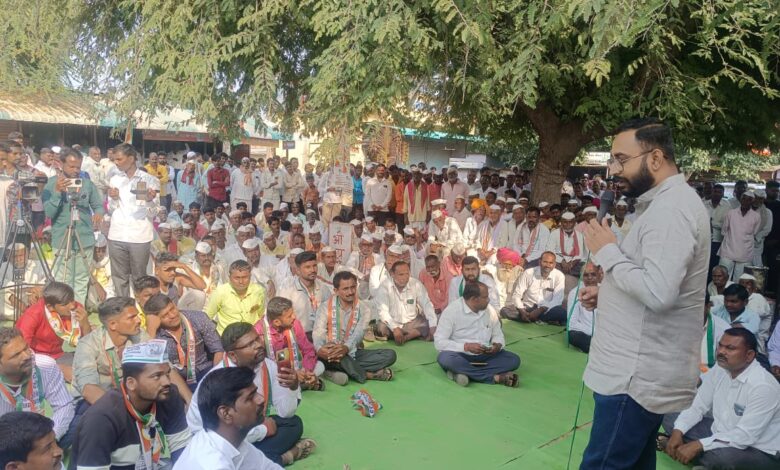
[17,176,49,201]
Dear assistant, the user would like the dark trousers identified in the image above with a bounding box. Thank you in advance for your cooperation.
[369,211,390,228]
[580,393,663,470]
[437,350,520,383]
[108,240,151,297]
[254,415,303,466]
[60,398,90,450]
[375,314,430,340]
[206,196,226,212]
[394,212,405,232]
[161,194,172,213]
[662,413,780,469]
[31,211,46,231]
[568,330,591,353]
[500,305,566,324]
[326,349,397,383]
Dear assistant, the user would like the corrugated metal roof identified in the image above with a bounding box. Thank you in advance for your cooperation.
[0,92,284,139]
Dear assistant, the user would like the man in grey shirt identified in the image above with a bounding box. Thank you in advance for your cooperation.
[579,118,710,469]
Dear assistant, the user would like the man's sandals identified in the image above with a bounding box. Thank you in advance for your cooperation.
[370,368,393,381]
[496,372,519,388]
[282,438,317,465]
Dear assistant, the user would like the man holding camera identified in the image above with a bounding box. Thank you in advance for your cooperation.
[42,147,104,304]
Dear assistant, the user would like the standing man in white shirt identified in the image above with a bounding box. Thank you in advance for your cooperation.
[434,282,520,387]
[81,146,107,194]
[230,157,258,211]
[664,329,780,469]
[318,163,352,230]
[260,157,284,210]
[175,367,282,470]
[719,191,762,280]
[501,252,565,324]
[752,189,773,266]
[579,118,710,469]
[363,163,393,227]
[374,261,437,344]
[704,183,730,270]
[105,143,160,297]
[282,158,304,208]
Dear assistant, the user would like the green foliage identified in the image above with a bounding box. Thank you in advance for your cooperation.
[1,0,778,187]
[678,148,780,182]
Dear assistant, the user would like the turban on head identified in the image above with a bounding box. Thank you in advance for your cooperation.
[471,198,487,211]
[497,247,521,266]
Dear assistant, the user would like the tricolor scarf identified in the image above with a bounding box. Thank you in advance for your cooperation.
[0,366,44,412]
[261,316,302,370]
[44,305,81,347]
[327,297,360,343]
[171,314,197,384]
[121,383,168,470]
[560,230,580,258]
[406,181,429,215]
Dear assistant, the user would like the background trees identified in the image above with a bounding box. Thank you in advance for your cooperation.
[3,0,779,195]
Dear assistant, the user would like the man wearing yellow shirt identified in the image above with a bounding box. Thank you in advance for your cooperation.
[145,152,170,208]
[206,259,267,333]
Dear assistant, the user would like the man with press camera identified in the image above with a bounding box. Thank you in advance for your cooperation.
[42,147,104,304]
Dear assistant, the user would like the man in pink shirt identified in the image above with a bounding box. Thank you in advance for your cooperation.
[441,168,470,216]
[419,255,452,315]
[719,191,762,280]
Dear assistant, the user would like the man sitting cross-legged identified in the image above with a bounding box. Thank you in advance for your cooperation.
[174,367,282,469]
[254,297,326,392]
[501,251,565,324]
[663,329,780,469]
[435,281,521,387]
[313,270,396,385]
[187,322,315,467]
[374,260,438,344]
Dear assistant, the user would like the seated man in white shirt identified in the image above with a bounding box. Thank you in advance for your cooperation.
[663,329,780,469]
[175,367,282,470]
[567,262,602,352]
[545,212,587,277]
[186,322,315,467]
[374,261,438,344]
[737,273,773,354]
[447,256,500,312]
[501,252,566,324]
[434,282,520,387]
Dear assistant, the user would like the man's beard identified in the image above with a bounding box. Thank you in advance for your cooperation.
[617,159,655,198]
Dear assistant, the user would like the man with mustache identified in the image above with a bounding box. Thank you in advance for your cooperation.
[0,328,74,446]
[71,340,191,469]
[664,329,780,469]
[501,252,565,324]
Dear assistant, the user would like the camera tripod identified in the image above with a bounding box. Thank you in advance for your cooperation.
[0,197,54,321]
[49,195,103,308]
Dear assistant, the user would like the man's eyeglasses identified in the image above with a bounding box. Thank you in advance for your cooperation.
[606,149,656,174]
[233,337,263,350]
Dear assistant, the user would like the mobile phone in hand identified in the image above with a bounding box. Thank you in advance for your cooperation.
[276,349,292,370]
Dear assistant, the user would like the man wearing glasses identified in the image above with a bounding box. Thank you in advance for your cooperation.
[578,118,710,469]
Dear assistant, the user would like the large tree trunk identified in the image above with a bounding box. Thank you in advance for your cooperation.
[530,137,581,205]
[517,102,608,205]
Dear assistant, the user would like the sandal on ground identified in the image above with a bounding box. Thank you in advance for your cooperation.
[371,368,393,381]
[312,378,326,391]
[293,438,317,461]
[497,372,519,388]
